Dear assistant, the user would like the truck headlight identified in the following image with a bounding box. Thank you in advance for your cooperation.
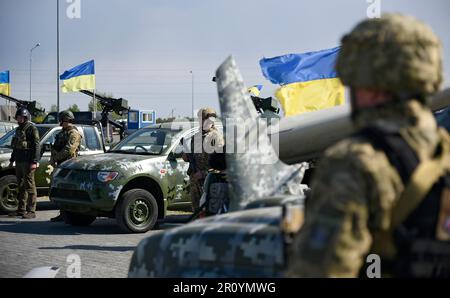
[97,171,119,182]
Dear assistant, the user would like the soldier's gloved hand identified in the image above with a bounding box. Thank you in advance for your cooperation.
[46,164,54,176]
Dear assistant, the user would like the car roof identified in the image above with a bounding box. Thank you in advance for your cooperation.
[0,121,17,125]
[144,121,223,130]
[35,123,97,129]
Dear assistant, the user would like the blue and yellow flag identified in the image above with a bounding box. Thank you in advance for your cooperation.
[60,60,95,93]
[0,70,10,96]
[260,47,344,117]
[248,85,263,96]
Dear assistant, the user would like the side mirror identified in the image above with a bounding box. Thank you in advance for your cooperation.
[167,152,177,161]
[42,143,52,152]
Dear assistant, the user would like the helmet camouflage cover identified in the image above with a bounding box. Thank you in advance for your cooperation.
[59,110,75,122]
[336,14,443,98]
[198,107,217,119]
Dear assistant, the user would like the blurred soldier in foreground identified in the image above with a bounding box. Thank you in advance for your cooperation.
[49,111,82,222]
[183,108,224,212]
[8,108,40,219]
[288,14,450,277]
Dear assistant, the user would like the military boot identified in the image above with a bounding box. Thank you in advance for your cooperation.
[8,211,25,217]
[22,212,36,219]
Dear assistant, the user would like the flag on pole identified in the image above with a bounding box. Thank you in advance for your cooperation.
[260,47,345,117]
[60,60,95,93]
[248,85,263,96]
[0,70,10,96]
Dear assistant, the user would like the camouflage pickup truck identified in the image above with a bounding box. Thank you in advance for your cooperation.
[50,122,208,233]
[0,124,105,213]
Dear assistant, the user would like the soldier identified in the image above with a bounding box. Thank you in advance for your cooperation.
[183,108,224,212]
[8,108,40,219]
[49,110,82,222]
[287,14,450,277]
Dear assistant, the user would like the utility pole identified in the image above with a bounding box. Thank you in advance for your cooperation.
[190,70,194,120]
[29,43,40,101]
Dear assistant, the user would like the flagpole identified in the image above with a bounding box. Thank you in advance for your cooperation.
[93,88,96,113]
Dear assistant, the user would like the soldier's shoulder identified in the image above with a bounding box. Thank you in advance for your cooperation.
[322,135,391,172]
[325,136,378,159]
[26,123,39,133]
[67,127,81,136]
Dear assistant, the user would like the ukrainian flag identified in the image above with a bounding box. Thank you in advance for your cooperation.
[60,60,95,93]
[0,71,10,96]
[260,47,345,117]
[248,85,263,96]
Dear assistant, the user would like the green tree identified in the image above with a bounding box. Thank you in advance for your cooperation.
[88,98,103,113]
[68,104,80,113]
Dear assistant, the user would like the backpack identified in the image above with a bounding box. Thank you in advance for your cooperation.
[360,125,450,277]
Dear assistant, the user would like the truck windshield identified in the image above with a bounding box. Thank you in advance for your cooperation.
[109,128,182,155]
[0,126,51,148]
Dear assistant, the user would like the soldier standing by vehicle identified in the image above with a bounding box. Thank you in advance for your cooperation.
[288,14,450,278]
[8,108,40,219]
[49,111,82,222]
[183,108,224,212]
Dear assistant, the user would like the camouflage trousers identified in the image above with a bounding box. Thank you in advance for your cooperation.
[190,178,204,212]
[16,162,37,214]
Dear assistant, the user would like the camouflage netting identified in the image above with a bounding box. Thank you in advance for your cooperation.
[336,14,443,97]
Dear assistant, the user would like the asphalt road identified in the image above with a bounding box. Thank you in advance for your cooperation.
[0,199,189,278]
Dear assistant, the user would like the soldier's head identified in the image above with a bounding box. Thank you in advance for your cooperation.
[59,110,75,128]
[15,108,31,124]
[197,107,217,132]
[336,14,443,120]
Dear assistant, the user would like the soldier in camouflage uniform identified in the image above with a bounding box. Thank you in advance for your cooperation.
[8,108,40,219]
[288,14,450,277]
[183,108,224,212]
[49,110,82,222]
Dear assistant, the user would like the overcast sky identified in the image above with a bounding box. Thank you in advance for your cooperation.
[1,0,449,117]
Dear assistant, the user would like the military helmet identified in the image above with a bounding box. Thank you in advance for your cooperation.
[197,107,217,120]
[15,108,31,120]
[336,14,443,99]
[59,110,75,123]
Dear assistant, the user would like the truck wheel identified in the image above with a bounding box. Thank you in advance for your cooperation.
[0,175,19,214]
[63,211,96,226]
[116,189,158,233]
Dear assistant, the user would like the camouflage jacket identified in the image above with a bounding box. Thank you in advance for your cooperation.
[51,125,82,165]
[287,99,444,277]
[189,127,224,177]
[10,121,40,164]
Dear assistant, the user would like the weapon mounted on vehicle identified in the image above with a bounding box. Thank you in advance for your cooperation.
[0,94,45,117]
[79,90,130,141]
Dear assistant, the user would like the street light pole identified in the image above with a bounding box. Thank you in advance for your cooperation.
[29,43,40,101]
[190,70,194,120]
[56,0,60,112]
